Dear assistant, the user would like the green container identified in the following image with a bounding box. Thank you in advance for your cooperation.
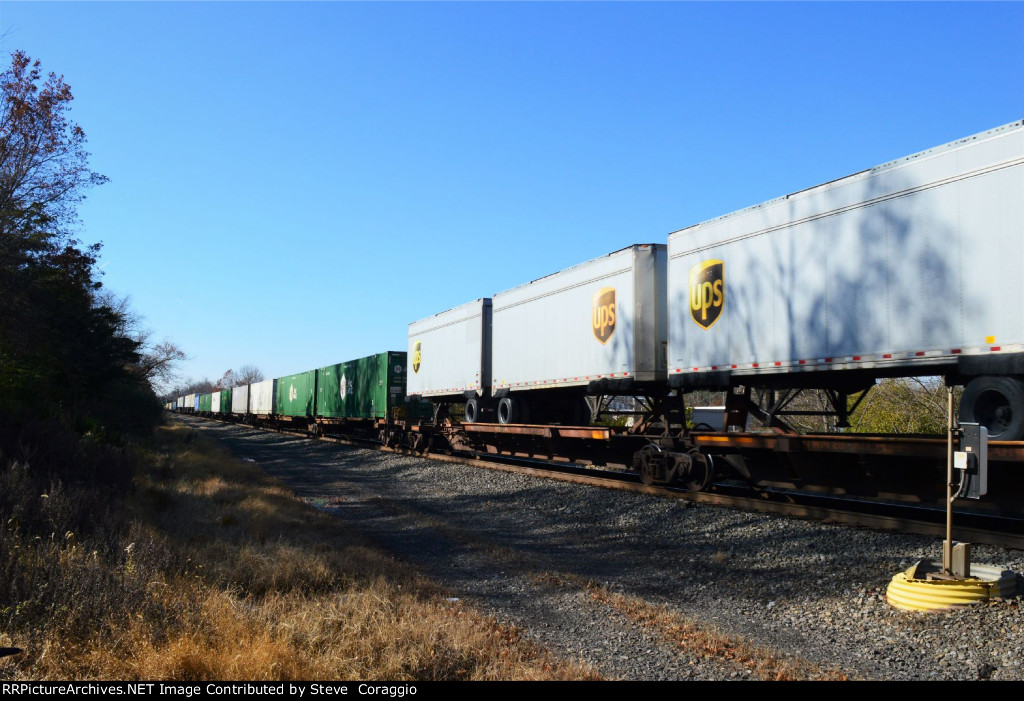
[317,351,431,420]
[198,393,213,412]
[217,389,232,414]
[275,370,316,418]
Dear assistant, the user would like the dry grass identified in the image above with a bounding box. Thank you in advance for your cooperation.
[0,423,599,681]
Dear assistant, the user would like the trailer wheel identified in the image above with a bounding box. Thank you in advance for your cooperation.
[464,398,480,424]
[959,376,1024,440]
[497,397,520,424]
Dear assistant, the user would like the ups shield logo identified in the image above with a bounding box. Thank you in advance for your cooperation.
[689,260,724,330]
[592,287,617,344]
[412,341,421,373]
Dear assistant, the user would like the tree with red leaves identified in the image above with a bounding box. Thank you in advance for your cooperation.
[0,49,107,242]
[0,51,162,437]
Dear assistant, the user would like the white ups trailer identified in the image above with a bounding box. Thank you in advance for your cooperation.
[489,244,668,425]
[407,298,492,410]
[667,119,1024,438]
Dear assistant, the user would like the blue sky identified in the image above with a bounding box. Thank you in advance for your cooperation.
[1,2,1021,392]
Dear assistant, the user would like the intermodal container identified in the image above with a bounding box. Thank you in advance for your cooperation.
[318,351,432,420]
[216,389,232,414]
[231,385,249,414]
[275,370,316,418]
[249,380,275,415]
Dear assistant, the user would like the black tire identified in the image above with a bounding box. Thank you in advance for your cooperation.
[497,397,520,425]
[464,398,480,424]
[959,376,1024,440]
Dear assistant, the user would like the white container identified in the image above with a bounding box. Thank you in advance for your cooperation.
[249,379,276,415]
[667,120,1024,386]
[211,392,221,413]
[231,385,249,414]
[407,299,491,399]
[491,244,668,394]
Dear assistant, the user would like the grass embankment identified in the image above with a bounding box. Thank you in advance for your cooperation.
[0,422,599,680]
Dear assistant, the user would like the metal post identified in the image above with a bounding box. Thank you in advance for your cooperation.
[944,385,954,574]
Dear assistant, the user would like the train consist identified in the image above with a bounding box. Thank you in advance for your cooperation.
[175,119,1024,494]
[170,351,432,443]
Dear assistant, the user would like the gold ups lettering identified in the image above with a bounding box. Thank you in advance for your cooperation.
[689,260,724,329]
[592,287,617,344]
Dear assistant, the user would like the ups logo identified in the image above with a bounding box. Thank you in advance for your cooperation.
[689,260,724,329]
[412,341,421,373]
[592,287,616,344]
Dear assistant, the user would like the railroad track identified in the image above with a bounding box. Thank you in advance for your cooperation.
[186,415,1024,551]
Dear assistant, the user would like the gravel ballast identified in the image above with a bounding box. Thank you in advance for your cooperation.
[180,416,1024,681]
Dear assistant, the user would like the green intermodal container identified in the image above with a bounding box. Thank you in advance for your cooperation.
[198,393,213,413]
[275,370,316,418]
[217,388,232,414]
[317,351,431,420]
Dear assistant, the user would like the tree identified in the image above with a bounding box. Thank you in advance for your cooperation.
[0,50,160,438]
[214,369,237,391]
[93,290,188,394]
[137,340,188,392]
[210,365,263,392]
[0,50,106,242]
[848,377,954,435]
[236,365,264,384]
[169,378,216,398]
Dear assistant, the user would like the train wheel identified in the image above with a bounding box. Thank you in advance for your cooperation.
[633,445,679,486]
[684,450,714,492]
[633,445,659,485]
[959,376,1024,440]
[410,433,428,453]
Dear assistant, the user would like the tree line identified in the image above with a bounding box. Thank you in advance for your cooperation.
[0,50,183,451]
